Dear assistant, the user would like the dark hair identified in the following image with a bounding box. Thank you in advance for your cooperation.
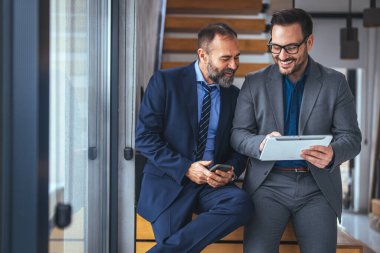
[197,23,237,52]
[270,8,313,38]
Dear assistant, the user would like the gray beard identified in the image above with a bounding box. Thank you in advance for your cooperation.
[207,64,234,88]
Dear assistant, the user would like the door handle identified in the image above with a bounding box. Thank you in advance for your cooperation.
[54,203,72,229]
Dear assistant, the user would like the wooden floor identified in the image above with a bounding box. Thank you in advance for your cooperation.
[49,208,84,253]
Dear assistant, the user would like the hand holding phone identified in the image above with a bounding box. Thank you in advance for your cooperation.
[209,164,232,172]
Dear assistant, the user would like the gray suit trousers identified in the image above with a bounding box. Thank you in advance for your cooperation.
[244,170,337,253]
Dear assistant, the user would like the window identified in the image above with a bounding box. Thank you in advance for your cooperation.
[49,0,111,252]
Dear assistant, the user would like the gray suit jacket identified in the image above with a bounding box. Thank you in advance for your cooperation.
[231,57,361,219]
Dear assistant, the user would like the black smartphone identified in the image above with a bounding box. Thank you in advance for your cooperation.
[209,164,232,172]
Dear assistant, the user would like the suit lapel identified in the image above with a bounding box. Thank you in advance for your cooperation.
[299,59,322,134]
[266,65,285,134]
[181,64,198,141]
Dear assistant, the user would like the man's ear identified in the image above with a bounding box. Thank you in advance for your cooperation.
[306,34,314,52]
[197,48,207,63]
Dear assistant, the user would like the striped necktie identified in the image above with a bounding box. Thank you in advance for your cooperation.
[196,82,216,161]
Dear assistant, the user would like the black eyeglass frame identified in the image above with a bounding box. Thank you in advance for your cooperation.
[267,35,310,54]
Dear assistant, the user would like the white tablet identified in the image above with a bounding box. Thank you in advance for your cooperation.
[259,135,333,161]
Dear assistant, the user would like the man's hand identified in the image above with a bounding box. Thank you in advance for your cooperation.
[301,145,334,169]
[260,131,282,151]
[207,168,235,188]
[185,160,212,184]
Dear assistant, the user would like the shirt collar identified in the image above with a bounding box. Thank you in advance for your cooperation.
[194,61,220,90]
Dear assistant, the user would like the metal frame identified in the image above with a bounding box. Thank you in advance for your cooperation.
[118,0,137,252]
[87,0,112,252]
[1,0,49,252]
[109,0,120,251]
[153,0,167,71]
[0,1,11,250]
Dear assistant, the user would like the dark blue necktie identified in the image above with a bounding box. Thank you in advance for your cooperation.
[196,82,216,161]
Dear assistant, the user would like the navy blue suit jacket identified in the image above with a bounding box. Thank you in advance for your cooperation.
[136,63,246,222]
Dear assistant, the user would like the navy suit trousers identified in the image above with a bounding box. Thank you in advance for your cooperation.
[148,181,253,253]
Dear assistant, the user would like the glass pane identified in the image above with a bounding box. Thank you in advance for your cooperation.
[48,0,110,252]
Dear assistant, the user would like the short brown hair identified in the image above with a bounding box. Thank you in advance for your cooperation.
[197,23,237,52]
[270,8,313,38]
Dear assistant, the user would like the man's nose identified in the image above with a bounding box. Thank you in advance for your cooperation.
[278,48,289,59]
[228,59,239,70]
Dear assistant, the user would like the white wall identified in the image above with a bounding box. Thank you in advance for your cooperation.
[136,0,165,92]
[310,17,379,213]
[310,18,367,69]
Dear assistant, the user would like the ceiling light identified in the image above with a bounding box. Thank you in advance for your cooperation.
[364,0,380,27]
[340,0,359,59]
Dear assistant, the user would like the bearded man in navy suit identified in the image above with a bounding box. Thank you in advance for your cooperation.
[136,23,253,253]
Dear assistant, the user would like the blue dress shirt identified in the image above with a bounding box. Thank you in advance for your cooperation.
[274,63,310,168]
[194,61,220,162]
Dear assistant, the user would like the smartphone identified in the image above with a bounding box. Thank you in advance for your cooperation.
[209,164,232,172]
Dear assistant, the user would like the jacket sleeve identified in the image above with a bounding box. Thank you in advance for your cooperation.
[135,71,192,185]
[328,74,362,170]
[224,150,248,178]
[231,76,267,159]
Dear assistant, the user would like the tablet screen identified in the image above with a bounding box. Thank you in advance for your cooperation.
[259,135,333,161]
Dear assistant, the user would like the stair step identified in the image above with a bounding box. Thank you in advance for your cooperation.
[167,0,262,15]
[136,242,363,253]
[165,15,266,34]
[163,38,268,54]
[136,215,369,253]
[161,62,269,77]
[136,214,295,241]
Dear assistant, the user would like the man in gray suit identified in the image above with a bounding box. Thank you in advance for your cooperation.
[231,8,361,253]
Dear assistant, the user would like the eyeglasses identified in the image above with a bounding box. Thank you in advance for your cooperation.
[267,36,309,54]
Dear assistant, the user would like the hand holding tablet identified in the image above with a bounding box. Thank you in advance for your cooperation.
[259,135,333,161]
